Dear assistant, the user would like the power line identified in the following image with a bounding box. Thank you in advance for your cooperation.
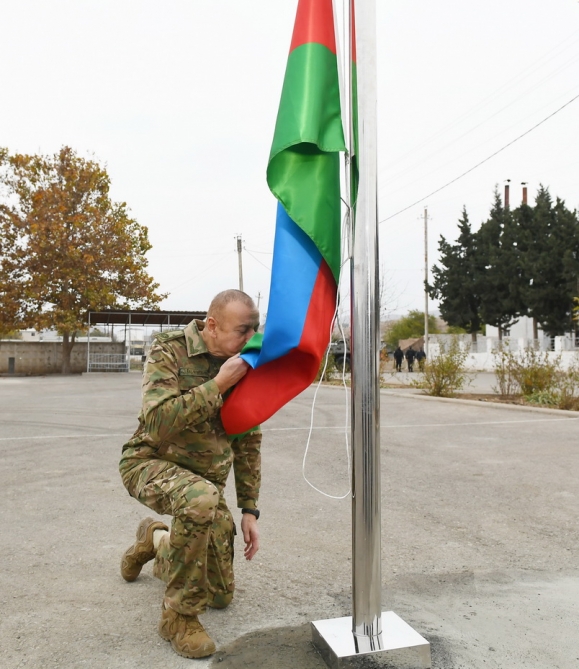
[244,247,273,255]
[244,247,272,272]
[167,255,230,294]
[383,74,579,189]
[390,83,579,197]
[381,28,579,173]
[379,91,579,224]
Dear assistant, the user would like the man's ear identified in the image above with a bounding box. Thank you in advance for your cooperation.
[205,316,218,337]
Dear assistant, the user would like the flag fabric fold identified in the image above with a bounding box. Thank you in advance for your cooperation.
[221,0,345,435]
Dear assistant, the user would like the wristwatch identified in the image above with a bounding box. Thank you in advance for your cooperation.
[241,508,260,520]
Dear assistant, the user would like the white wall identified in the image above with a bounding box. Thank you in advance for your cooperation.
[428,334,579,371]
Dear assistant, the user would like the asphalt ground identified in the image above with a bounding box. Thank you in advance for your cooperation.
[0,373,578,669]
[380,370,498,393]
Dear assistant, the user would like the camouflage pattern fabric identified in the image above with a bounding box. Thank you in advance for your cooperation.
[122,460,235,614]
[119,320,261,614]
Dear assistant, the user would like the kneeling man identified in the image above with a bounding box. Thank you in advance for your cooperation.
[119,290,261,658]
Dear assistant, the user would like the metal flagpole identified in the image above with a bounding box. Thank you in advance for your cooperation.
[350,0,382,648]
[311,0,431,666]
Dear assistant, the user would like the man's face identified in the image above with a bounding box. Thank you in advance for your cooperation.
[205,301,259,358]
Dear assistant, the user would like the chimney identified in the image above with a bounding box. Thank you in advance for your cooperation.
[504,179,511,209]
[521,182,528,205]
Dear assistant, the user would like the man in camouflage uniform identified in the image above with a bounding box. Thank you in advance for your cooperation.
[119,289,261,659]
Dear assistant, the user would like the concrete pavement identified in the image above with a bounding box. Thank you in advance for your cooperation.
[1,373,577,668]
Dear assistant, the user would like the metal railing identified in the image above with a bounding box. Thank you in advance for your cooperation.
[87,353,129,372]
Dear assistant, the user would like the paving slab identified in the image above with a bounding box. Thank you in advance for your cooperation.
[0,374,577,668]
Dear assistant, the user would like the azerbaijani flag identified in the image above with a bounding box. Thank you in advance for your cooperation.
[221,0,345,435]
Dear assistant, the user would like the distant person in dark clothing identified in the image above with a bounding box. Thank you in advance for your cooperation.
[416,348,426,372]
[405,348,416,372]
[393,346,404,372]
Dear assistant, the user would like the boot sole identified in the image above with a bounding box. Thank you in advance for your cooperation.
[170,638,216,659]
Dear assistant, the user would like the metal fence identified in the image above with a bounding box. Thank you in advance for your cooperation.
[87,353,129,372]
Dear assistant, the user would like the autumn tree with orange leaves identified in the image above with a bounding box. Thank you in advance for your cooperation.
[0,146,166,373]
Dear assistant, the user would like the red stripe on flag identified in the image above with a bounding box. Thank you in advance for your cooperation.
[289,0,337,55]
[221,261,336,435]
[297,258,336,361]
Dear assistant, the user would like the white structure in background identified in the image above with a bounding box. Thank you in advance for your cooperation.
[486,315,578,350]
[19,328,112,342]
[485,316,543,341]
[428,330,578,372]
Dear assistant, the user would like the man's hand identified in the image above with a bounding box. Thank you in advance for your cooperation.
[241,513,259,561]
[214,355,250,394]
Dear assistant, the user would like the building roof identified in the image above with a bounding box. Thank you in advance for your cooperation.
[86,309,206,327]
[399,337,424,352]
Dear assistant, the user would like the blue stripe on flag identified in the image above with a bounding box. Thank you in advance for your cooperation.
[243,202,322,368]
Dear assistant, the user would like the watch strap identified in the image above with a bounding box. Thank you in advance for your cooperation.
[241,508,260,520]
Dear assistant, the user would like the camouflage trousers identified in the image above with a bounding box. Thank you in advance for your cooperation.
[121,459,235,616]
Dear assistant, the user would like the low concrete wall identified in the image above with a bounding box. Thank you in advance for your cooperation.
[428,337,579,372]
[462,350,579,371]
[0,341,126,375]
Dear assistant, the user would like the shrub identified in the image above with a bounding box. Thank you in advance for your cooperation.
[492,345,560,396]
[493,347,579,411]
[492,344,519,396]
[552,355,579,411]
[525,390,559,407]
[513,347,561,396]
[526,380,579,411]
[411,337,473,397]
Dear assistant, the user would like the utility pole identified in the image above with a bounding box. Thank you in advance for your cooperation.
[235,235,244,291]
[424,207,429,358]
[255,291,261,310]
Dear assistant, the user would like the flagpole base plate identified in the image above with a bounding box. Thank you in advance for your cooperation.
[311,611,431,669]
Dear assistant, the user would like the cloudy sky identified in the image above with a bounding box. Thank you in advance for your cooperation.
[2,0,578,320]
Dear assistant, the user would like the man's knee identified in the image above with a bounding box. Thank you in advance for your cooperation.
[139,470,222,556]
[172,478,220,529]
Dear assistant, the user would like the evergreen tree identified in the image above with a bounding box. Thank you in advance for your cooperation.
[428,207,483,344]
[513,187,579,337]
[507,195,534,330]
[477,189,520,338]
[428,187,579,342]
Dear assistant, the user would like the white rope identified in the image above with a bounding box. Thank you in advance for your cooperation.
[301,207,352,499]
[300,2,353,500]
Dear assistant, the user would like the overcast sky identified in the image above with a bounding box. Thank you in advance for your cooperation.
[2,0,578,320]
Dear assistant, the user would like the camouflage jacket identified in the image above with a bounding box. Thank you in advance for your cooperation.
[119,320,261,509]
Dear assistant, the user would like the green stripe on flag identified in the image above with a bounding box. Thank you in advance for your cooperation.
[267,42,345,281]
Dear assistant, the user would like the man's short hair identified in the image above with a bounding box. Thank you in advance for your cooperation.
[207,289,256,320]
